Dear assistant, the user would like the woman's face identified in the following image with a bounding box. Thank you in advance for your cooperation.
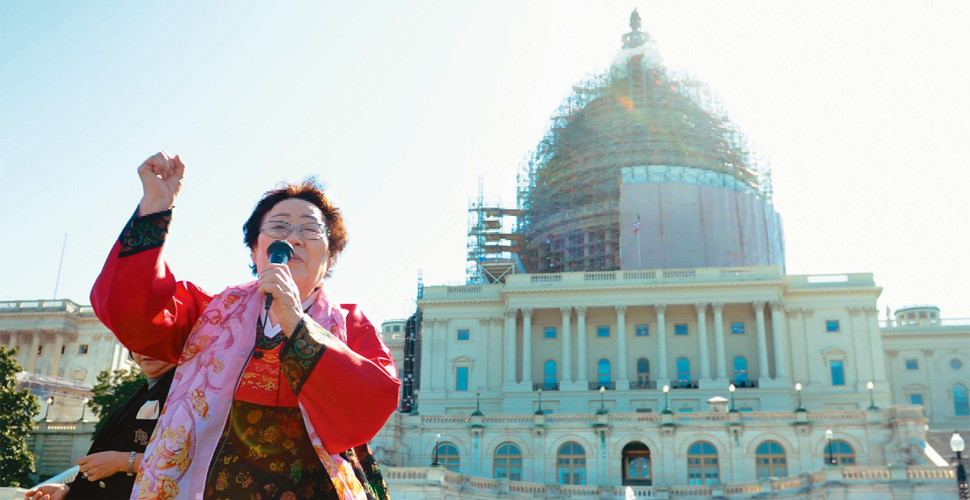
[132,353,176,379]
[251,198,332,300]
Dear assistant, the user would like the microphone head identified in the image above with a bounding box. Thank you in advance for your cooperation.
[267,240,294,265]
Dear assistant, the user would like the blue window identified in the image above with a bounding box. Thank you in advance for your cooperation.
[393,325,401,332]
[954,384,969,416]
[544,327,557,339]
[733,357,748,384]
[826,320,840,332]
[597,359,611,386]
[830,360,845,386]
[731,322,745,334]
[675,324,688,336]
[596,325,610,337]
[457,329,470,341]
[910,394,924,405]
[635,325,649,337]
[676,357,691,384]
[456,367,469,391]
[905,359,918,370]
[543,360,558,389]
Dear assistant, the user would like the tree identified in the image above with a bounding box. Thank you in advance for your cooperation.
[90,366,146,435]
[0,346,40,487]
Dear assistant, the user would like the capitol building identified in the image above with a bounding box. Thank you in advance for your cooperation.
[367,11,969,500]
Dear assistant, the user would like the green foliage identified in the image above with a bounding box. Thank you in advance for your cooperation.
[90,366,146,435]
[0,346,40,487]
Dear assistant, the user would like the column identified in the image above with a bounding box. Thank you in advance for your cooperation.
[865,308,888,384]
[521,308,534,387]
[433,319,448,391]
[788,309,808,384]
[801,309,822,385]
[615,305,629,389]
[769,302,791,381]
[695,303,711,382]
[753,301,770,384]
[848,308,872,388]
[560,307,572,383]
[712,302,727,382]
[656,304,669,384]
[49,334,64,378]
[576,307,588,386]
[26,332,41,374]
[504,309,518,385]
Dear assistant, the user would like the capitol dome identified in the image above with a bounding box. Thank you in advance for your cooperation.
[516,10,785,273]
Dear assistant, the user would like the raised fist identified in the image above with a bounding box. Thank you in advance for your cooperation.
[137,151,185,215]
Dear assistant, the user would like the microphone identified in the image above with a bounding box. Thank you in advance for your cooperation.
[264,240,294,311]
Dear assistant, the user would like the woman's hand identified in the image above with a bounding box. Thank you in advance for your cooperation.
[76,450,127,482]
[257,263,305,336]
[137,151,185,215]
[23,483,69,500]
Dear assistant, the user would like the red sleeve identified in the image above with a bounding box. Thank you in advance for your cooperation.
[90,240,213,364]
[292,305,400,453]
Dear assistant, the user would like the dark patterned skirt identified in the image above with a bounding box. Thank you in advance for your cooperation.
[204,401,389,500]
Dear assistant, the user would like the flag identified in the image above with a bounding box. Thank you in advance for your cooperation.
[633,214,641,235]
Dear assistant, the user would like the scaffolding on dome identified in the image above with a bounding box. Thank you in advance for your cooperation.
[514,33,773,274]
[466,177,526,284]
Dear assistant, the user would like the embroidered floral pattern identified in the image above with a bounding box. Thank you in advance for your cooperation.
[206,402,337,500]
[190,389,209,419]
[280,319,332,395]
[118,209,172,257]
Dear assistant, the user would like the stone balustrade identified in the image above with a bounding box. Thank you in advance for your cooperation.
[383,465,955,499]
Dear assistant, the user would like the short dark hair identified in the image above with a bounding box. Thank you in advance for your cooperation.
[243,178,348,276]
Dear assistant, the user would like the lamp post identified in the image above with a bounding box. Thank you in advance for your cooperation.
[795,383,805,412]
[596,386,607,415]
[79,397,88,422]
[826,429,836,465]
[662,384,672,414]
[43,396,54,422]
[867,381,877,410]
[729,383,738,412]
[431,433,442,467]
[951,431,969,500]
[535,388,544,415]
[472,390,483,416]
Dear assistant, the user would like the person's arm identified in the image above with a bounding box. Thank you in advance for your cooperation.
[75,451,143,481]
[90,211,212,363]
[23,483,69,500]
[90,152,212,363]
[280,305,400,454]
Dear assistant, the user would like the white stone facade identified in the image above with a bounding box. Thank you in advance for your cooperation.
[373,266,969,498]
[0,299,132,421]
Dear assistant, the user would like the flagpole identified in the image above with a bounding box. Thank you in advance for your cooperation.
[636,229,642,269]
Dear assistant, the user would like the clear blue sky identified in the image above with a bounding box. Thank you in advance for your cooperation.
[2,1,968,324]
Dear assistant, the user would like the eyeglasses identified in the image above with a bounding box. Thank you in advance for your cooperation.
[260,221,328,240]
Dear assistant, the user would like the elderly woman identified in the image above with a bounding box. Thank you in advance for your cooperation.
[91,152,400,500]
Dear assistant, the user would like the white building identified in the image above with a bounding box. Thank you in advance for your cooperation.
[370,10,968,499]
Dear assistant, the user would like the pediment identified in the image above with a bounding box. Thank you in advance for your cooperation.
[820,346,849,357]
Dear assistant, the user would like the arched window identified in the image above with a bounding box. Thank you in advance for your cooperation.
[597,359,612,386]
[954,383,969,416]
[543,360,558,390]
[435,442,460,472]
[824,440,856,465]
[636,358,650,389]
[557,442,586,485]
[755,441,787,479]
[733,356,748,385]
[622,441,651,486]
[687,441,719,485]
[676,357,691,387]
[494,442,522,481]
